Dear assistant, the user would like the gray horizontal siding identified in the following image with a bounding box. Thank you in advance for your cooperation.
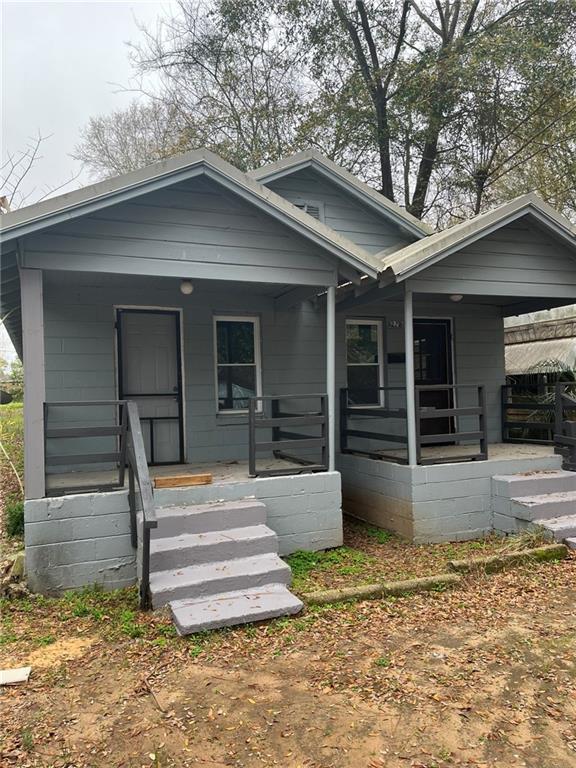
[408,220,576,298]
[337,299,505,448]
[43,272,328,465]
[266,168,411,255]
[22,176,337,287]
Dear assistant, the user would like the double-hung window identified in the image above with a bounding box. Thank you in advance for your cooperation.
[214,316,262,411]
[345,319,384,406]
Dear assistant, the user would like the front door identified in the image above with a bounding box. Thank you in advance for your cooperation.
[117,309,184,465]
[413,319,454,437]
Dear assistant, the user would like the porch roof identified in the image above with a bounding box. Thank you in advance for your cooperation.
[378,193,576,283]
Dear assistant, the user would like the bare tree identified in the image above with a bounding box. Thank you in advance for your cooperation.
[73,101,185,179]
[1,133,80,210]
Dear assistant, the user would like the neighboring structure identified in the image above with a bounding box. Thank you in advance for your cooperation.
[505,309,576,377]
[1,148,576,631]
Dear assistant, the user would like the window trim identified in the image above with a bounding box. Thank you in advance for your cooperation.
[345,318,385,408]
[213,315,263,413]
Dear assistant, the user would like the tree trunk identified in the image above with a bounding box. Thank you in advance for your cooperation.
[375,96,395,200]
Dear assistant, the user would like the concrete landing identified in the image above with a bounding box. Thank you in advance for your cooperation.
[170,584,303,635]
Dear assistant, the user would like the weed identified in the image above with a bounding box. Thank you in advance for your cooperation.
[119,610,144,638]
[364,525,394,544]
[36,634,55,646]
[20,728,34,751]
[189,644,204,659]
[5,498,24,537]
[374,655,391,668]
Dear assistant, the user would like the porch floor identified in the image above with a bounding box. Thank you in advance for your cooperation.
[45,457,308,494]
[361,442,556,463]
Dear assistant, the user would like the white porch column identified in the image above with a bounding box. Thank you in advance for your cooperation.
[404,287,417,466]
[20,267,46,499]
[326,285,336,471]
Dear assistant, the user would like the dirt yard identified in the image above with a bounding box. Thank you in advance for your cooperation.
[1,554,576,768]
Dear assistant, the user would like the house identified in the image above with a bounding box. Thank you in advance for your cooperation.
[2,148,576,633]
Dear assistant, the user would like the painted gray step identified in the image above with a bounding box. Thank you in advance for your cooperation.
[149,553,291,608]
[492,470,576,498]
[534,514,576,541]
[150,524,278,571]
[510,490,576,522]
[152,500,267,538]
[564,537,576,550]
[170,583,303,635]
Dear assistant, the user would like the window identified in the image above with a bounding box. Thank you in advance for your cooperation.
[346,319,384,406]
[292,199,324,221]
[214,316,262,411]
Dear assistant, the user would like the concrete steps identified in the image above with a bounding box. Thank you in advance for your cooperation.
[170,584,303,635]
[149,525,278,570]
[147,499,302,632]
[509,490,576,522]
[533,514,576,541]
[492,469,576,546]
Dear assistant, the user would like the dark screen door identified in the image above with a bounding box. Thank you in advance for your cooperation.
[413,319,453,437]
[117,309,184,465]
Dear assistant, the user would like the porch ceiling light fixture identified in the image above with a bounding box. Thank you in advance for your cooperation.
[450,294,464,302]
[180,279,194,295]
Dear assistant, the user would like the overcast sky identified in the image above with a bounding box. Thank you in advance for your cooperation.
[1,0,176,200]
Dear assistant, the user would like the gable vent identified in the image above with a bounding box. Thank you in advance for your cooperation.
[293,201,323,221]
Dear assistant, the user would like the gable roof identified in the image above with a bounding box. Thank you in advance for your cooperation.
[0,148,382,280]
[379,193,576,283]
[250,149,432,240]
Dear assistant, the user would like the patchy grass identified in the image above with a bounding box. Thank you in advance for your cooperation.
[285,516,550,593]
[0,401,24,543]
[285,546,370,591]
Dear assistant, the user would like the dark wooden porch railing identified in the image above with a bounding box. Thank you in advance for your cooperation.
[248,394,328,477]
[501,384,557,444]
[554,383,576,471]
[340,387,409,463]
[415,385,488,465]
[44,400,157,609]
[340,384,488,465]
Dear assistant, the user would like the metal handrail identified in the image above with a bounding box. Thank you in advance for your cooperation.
[125,401,157,610]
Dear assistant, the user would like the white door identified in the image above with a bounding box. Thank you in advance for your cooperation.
[117,309,183,464]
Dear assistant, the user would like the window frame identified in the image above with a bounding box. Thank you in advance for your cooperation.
[213,315,263,414]
[345,318,385,408]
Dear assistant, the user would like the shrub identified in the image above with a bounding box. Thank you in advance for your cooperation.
[5,498,24,538]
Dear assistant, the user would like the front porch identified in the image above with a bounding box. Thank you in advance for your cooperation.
[338,442,562,543]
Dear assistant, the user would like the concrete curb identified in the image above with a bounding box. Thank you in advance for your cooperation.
[303,572,461,606]
[447,543,568,574]
[302,543,569,607]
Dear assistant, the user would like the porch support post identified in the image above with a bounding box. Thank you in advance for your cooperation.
[326,285,336,472]
[404,287,417,466]
[20,267,46,499]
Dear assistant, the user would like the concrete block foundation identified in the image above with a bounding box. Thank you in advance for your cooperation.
[24,470,342,593]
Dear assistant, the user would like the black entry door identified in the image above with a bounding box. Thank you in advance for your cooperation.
[117,309,184,465]
[413,319,453,437]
